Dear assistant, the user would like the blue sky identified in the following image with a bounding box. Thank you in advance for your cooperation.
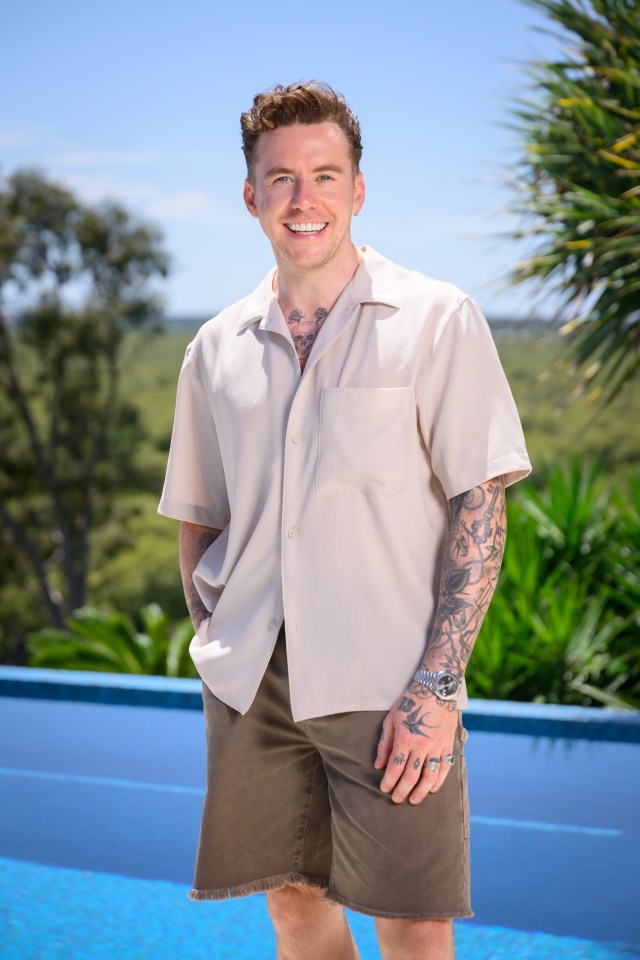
[1,0,561,318]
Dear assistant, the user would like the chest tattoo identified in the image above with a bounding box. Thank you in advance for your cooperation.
[287,307,329,364]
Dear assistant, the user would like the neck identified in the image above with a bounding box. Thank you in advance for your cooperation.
[273,243,361,319]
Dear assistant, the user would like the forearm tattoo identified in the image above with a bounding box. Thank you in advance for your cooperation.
[179,523,222,631]
[287,306,328,363]
[411,477,507,700]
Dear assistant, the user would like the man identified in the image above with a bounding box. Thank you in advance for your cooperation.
[159,81,531,960]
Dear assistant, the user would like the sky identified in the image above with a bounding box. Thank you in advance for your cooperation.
[1,0,563,319]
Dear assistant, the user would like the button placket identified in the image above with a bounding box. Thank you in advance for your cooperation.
[280,357,316,657]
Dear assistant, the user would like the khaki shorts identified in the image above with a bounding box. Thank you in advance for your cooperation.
[190,628,472,919]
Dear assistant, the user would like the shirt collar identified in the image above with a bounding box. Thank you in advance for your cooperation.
[237,267,279,333]
[236,245,400,334]
[351,246,402,309]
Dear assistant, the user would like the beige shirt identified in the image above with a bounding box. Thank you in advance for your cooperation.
[158,246,531,721]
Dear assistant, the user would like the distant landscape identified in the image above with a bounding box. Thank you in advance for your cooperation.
[8,318,636,708]
[151,319,639,477]
[93,323,638,611]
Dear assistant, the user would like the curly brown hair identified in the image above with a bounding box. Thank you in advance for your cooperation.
[240,81,362,180]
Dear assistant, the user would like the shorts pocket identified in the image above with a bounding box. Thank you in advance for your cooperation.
[316,387,410,496]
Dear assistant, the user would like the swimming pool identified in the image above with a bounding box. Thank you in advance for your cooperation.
[1,668,638,959]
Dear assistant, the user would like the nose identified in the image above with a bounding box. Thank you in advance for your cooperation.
[291,176,315,209]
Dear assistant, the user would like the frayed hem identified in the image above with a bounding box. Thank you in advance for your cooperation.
[189,872,330,902]
[323,889,474,921]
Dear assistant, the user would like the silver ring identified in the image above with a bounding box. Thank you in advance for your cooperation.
[427,758,441,772]
[442,755,455,767]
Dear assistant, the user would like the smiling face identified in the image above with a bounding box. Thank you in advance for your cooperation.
[243,121,365,279]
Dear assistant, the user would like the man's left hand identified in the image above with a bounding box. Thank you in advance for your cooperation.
[374,691,459,804]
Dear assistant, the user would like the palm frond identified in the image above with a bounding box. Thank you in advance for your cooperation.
[509,0,640,399]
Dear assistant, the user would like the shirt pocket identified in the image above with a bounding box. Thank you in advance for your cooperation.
[316,387,410,496]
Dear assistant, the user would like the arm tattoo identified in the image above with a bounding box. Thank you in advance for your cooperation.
[179,523,222,630]
[287,306,328,362]
[412,477,507,698]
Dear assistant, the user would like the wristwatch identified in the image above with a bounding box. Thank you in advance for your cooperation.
[413,669,460,701]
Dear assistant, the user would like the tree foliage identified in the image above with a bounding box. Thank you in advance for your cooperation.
[28,604,196,678]
[0,170,169,658]
[470,459,639,708]
[511,0,640,400]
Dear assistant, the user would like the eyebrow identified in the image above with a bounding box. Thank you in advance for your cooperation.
[263,164,347,179]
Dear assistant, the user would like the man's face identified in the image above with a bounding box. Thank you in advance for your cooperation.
[243,121,365,276]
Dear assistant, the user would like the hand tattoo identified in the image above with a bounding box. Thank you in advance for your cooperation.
[399,696,415,714]
[402,707,437,737]
[393,753,406,765]
[413,757,422,769]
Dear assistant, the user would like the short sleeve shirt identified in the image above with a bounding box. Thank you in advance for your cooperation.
[158,246,532,721]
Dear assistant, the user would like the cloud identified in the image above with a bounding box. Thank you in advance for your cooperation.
[53,172,221,226]
[0,123,49,149]
[145,190,218,222]
[0,131,29,149]
[53,150,170,167]
[56,171,160,205]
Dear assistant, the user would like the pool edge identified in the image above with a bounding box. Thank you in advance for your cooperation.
[1,665,639,743]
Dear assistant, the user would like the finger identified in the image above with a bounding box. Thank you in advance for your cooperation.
[374,716,394,769]
[407,757,443,805]
[430,753,455,794]
[379,738,411,794]
[390,751,427,803]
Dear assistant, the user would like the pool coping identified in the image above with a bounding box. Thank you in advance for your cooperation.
[1,665,639,743]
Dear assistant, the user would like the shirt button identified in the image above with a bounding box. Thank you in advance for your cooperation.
[288,346,295,358]
[267,619,277,631]
[287,526,297,539]
[291,432,301,444]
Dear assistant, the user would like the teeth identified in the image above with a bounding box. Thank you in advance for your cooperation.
[287,222,327,233]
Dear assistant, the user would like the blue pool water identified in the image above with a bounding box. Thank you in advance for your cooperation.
[2,858,637,960]
[1,686,639,959]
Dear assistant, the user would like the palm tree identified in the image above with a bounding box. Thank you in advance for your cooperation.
[510,0,640,401]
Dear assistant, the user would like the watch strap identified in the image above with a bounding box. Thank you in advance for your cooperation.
[413,668,460,701]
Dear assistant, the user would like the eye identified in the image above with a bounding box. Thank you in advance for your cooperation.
[318,174,334,181]
[273,175,292,184]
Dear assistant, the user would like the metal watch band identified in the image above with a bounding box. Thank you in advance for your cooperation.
[413,668,460,701]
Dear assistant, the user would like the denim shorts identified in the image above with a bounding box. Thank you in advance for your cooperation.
[189,628,472,919]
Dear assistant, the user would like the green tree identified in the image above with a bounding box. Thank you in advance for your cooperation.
[511,0,640,401]
[0,170,169,661]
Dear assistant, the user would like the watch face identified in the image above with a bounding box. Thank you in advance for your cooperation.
[435,674,459,698]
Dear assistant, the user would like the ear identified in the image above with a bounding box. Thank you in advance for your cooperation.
[352,171,365,217]
[243,179,259,219]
